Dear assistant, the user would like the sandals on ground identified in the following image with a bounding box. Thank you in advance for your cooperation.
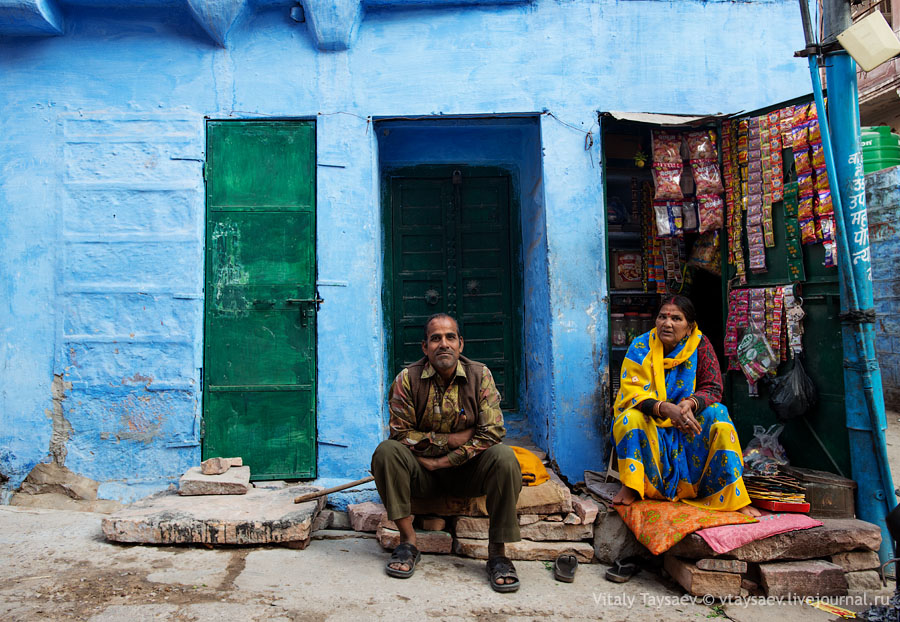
[385,542,421,579]
[486,555,520,593]
[553,553,578,583]
[604,556,642,583]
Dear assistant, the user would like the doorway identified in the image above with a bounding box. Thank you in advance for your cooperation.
[202,120,317,479]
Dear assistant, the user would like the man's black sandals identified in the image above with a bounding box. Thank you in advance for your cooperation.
[385,542,421,579]
[486,556,520,593]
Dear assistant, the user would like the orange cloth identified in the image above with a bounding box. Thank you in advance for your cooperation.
[615,499,756,555]
[510,446,550,486]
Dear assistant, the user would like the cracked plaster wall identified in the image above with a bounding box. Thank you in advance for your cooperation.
[0,0,813,499]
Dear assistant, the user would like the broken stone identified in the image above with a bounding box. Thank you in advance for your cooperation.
[419,517,446,532]
[696,559,748,574]
[10,491,122,514]
[454,538,594,562]
[545,514,564,522]
[518,514,541,526]
[200,458,231,475]
[348,502,388,532]
[226,458,243,467]
[573,496,599,525]
[454,516,592,541]
[178,466,250,496]
[102,485,323,545]
[311,511,332,532]
[592,509,646,565]
[830,551,880,572]
[376,526,452,553]
[563,512,581,525]
[759,560,848,597]
[668,519,881,562]
[845,570,884,593]
[328,509,351,530]
[19,463,99,501]
[410,475,572,517]
[663,555,742,598]
[377,514,401,531]
[741,578,760,595]
[311,529,376,541]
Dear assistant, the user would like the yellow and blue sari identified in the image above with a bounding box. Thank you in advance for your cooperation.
[612,326,750,511]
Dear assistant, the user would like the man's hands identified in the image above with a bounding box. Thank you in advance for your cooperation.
[416,455,453,471]
[448,427,475,449]
[657,400,702,436]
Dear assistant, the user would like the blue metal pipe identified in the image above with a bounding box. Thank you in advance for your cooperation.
[797,0,896,561]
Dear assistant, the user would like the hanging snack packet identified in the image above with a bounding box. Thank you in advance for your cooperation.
[653,163,684,200]
[811,143,825,169]
[815,167,830,193]
[824,240,838,267]
[682,200,698,232]
[697,194,724,233]
[691,159,724,195]
[792,123,810,150]
[653,201,675,238]
[798,172,815,196]
[798,194,815,220]
[820,216,836,242]
[686,130,717,160]
[737,321,779,384]
[652,131,683,163]
[808,119,822,144]
[793,149,812,175]
[688,231,722,276]
[800,217,817,245]
[815,190,834,216]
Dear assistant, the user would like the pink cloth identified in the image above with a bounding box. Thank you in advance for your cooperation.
[696,512,823,554]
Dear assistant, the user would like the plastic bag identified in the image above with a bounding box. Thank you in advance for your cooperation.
[688,231,721,275]
[743,424,789,474]
[768,355,818,421]
[736,321,778,384]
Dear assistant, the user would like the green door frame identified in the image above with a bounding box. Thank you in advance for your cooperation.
[381,164,524,412]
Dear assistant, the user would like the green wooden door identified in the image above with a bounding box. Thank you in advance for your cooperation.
[203,120,316,479]
[389,168,519,410]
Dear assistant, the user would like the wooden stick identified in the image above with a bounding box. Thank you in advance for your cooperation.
[293,475,375,504]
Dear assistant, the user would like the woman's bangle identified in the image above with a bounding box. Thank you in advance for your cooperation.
[689,396,700,413]
[653,400,662,418]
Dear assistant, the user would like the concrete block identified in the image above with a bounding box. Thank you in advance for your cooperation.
[664,555,742,598]
[454,538,594,562]
[829,551,880,572]
[376,526,452,554]
[178,466,250,496]
[573,496,599,525]
[668,518,881,562]
[348,502,387,532]
[845,570,883,593]
[592,509,646,565]
[759,560,848,597]
[102,485,323,545]
[696,559,748,574]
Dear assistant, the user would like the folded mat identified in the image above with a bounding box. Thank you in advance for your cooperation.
[696,511,822,554]
[615,500,757,555]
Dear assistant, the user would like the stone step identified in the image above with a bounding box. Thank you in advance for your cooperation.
[663,555,742,598]
[102,485,323,545]
[668,518,881,562]
[759,559,848,597]
[376,526,453,553]
[454,516,593,541]
[454,538,594,562]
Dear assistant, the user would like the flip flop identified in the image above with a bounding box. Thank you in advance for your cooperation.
[604,557,642,583]
[553,553,578,583]
[385,542,421,579]
[486,556,520,593]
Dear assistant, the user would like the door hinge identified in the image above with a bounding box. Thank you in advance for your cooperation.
[202,162,208,181]
[199,417,206,439]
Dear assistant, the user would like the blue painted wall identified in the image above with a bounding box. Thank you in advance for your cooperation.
[0,0,813,501]
[867,165,900,411]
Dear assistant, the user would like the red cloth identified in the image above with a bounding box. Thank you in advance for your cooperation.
[696,511,823,554]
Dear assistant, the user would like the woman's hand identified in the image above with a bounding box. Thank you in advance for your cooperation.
[659,401,702,436]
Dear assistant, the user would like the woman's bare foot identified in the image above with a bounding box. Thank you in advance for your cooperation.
[612,485,639,505]
[738,505,763,518]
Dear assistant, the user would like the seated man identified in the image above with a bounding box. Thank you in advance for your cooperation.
[371,313,523,592]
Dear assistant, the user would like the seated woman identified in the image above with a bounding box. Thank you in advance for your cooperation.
[611,295,761,517]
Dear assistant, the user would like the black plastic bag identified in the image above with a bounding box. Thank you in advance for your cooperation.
[768,355,818,421]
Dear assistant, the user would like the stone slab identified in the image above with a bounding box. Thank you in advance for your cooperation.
[419,517,446,531]
[178,466,250,496]
[759,560,848,597]
[375,526,452,553]
[410,473,572,517]
[664,555,742,598]
[102,485,324,545]
[454,537,594,562]
[573,495,599,525]
[845,570,883,593]
[592,509,647,565]
[829,551,880,572]
[311,529,376,541]
[668,519,881,562]
[348,501,388,532]
[454,516,593,541]
[696,558,748,574]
